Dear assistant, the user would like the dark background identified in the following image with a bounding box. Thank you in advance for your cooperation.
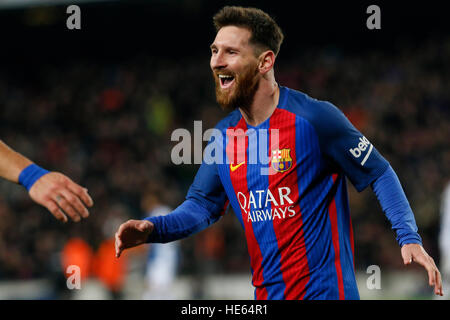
[0,0,448,299]
[0,1,448,60]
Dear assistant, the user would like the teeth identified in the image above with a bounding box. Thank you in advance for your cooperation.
[218,75,234,79]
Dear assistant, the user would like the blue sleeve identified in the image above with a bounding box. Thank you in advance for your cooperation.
[310,100,389,192]
[145,197,225,243]
[145,134,228,243]
[371,165,422,247]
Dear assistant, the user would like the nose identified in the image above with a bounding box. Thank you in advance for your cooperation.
[210,51,226,71]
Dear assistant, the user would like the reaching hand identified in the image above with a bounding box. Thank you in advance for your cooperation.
[115,219,154,258]
[28,172,94,223]
[401,243,444,296]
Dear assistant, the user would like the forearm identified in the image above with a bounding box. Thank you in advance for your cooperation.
[371,165,422,247]
[0,140,32,183]
[145,198,221,243]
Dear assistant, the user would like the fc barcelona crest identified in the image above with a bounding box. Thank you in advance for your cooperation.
[271,149,293,173]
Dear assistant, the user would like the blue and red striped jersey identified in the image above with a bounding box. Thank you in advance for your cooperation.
[146,86,419,299]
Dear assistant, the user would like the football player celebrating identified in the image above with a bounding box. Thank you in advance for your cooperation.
[115,6,442,299]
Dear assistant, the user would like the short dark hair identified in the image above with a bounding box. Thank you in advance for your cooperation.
[213,6,284,56]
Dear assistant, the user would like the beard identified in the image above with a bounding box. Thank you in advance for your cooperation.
[213,62,260,112]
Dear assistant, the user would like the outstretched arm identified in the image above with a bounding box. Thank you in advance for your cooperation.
[371,165,443,296]
[0,140,93,223]
[0,140,32,183]
[115,197,227,257]
[115,132,228,257]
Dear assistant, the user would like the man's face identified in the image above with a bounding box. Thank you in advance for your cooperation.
[210,26,261,111]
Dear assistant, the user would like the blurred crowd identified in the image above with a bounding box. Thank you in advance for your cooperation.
[0,33,448,297]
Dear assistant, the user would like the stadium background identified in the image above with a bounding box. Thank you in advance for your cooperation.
[0,0,448,299]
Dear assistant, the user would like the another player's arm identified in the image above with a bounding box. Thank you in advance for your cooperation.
[311,101,443,296]
[0,140,93,223]
[0,140,32,182]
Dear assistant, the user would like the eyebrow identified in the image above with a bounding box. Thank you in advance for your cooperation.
[210,44,240,52]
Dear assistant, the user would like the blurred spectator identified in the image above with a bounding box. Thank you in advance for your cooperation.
[92,238,127,299]
[61,237,94,284]
[140,183,180,300]
[438,181,450,299]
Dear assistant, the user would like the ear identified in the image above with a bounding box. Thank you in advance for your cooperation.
[258,50,276,75]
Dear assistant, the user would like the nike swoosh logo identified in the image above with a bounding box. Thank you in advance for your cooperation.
[230,162,245,172]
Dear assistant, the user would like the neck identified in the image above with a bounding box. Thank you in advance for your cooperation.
[239,74,279,127]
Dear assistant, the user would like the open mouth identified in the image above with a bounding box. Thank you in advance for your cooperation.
[218,74,235,89]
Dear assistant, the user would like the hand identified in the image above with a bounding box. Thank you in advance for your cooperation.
[28,172,94,223]
[115,219,154,258]
[401,243,444,296]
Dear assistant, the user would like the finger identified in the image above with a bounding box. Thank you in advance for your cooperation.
[116,221,129,239]
[116,220,145,257]
[435,269,443,296]
[428,258,443,295]
[115,232,122,258]
[66,182,94,208]
[46,200,68,223]
[59,189,89,219]
[117,220,139,238]
[409,248,443,295]
[116,239,125,258]
[410,253,436,286]
[424,263,436,287]
[420,259,436,287]
[402,249,413,265]
[55,195,82,222]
